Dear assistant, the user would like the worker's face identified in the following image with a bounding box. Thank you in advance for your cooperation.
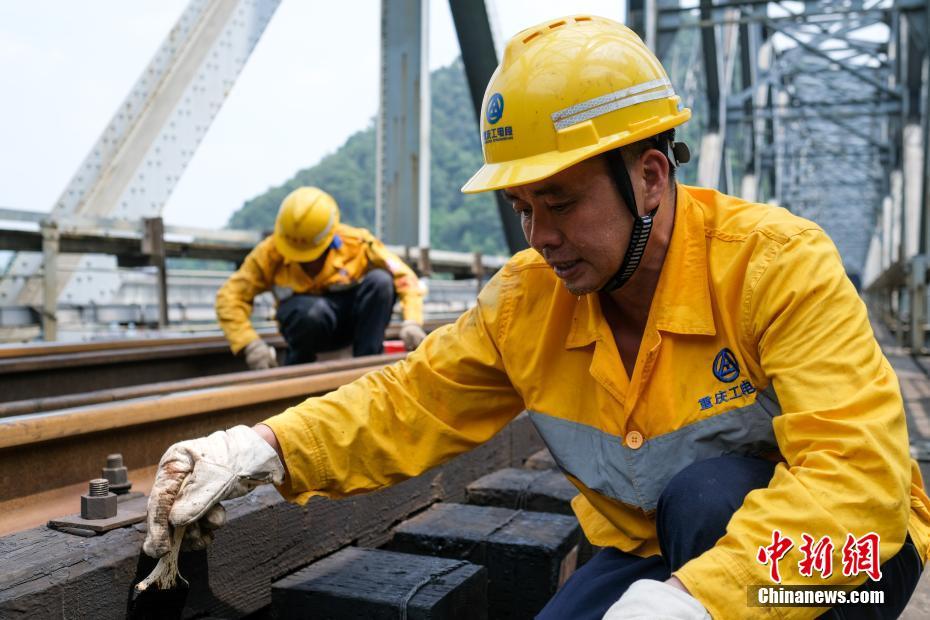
[503,156,630,296]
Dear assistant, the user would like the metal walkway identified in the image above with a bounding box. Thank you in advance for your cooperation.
[875,317,930,616]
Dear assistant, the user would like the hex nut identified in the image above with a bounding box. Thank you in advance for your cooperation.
[81,492,118,520]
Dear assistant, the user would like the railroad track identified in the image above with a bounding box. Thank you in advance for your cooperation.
[0,353,404,535]
[0,318,451,404]
[0,332,284,403]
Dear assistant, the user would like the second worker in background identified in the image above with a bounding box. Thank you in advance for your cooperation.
[215,186,426,369]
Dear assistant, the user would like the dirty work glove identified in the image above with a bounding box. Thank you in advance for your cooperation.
[243,338,277,370]
[603,580,711,619]
[143,425,285,558]
[399,320,427,350]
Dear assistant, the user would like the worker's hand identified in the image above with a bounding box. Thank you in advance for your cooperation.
[399,320,427,350]
[243,338,278,370]
[143,425,285,558]
[603,579,710,619]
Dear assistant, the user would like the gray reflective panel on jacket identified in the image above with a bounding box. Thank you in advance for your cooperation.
[527,388,781,511]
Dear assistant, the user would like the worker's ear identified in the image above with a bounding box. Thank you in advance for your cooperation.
[639,149,670,215]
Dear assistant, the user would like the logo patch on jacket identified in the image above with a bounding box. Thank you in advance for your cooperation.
[698,348,756,411]
[713,348,740,382]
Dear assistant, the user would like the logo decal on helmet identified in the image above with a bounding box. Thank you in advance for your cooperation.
[486,93,504,124]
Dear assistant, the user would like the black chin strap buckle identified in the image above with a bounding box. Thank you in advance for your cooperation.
[601,213,654,292]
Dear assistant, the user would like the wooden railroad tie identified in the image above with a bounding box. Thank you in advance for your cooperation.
[271,547,486,620]
[387,503,581,619]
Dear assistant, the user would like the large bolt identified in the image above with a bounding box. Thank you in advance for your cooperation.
[81,478,117,520]
[101,453,132,494]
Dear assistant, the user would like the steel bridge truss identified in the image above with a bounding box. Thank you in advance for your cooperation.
[649,0,927,286]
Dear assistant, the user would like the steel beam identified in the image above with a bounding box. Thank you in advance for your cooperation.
[660,7,889,31]
[50,0,280,221]
[762,17,900,98]
[627,0,646,38]
[697,0,724,189]
[656,0,681,60]
[142,218,169,328]
[41,223,59,341]
[700,0,721,133]
[448,0,526,254]
[923,0,930,261]
[377,0,430,249]
[696,0,742,191]
[1,0,281,326]
[739,16,758,201]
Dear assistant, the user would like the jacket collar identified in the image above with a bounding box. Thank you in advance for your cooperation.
[565,184,716,349]
[652,185,716,336]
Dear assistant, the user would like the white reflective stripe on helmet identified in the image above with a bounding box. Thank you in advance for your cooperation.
[311,205,336,246]
[551,78,676,130]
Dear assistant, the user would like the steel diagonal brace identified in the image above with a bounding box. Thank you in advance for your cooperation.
[763,17,899,98]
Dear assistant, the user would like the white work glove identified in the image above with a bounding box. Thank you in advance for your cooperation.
[603,580,711,620]
[399,320,427,350]
[243,338,278,370]
[143,425,285,558]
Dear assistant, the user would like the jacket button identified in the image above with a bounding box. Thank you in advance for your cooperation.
[625,430,644,450]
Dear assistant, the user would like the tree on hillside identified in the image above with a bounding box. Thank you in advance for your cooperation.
[228,59,507,255]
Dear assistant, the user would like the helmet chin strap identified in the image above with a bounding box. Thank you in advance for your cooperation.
[598,135,689,293]
[599,148,657,293]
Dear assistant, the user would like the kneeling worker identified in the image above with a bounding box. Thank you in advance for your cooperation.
[215,186,426,369]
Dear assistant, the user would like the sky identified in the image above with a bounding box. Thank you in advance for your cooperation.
[0,0,624,229]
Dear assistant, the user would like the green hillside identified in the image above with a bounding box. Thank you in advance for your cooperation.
[228,59,507,255]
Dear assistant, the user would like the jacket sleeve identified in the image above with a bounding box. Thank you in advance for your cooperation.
[364,237,424,324]
[215,237,277,354]
[261,268,524,503]
[675,229,912,619]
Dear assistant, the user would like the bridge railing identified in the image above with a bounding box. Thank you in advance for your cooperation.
[864,256,928,353]
[0,209,510,341]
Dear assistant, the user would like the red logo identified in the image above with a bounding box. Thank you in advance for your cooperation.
[756,531,882,583]
[842,532,882,581]
[757,529,794,583]
[799,534,834,578]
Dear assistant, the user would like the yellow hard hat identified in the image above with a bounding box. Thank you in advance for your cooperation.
[462,15,691,193]
[273,187,340,262]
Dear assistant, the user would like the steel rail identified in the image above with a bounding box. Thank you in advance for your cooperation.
[0,332,263,359]
[0,363,391,450]
[0,340,259,374]
[0,318,452,404]
[0,353,404,418]
[0,318,449,363]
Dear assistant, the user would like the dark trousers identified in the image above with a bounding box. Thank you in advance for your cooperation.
[537,456,924,620]
[274,269,395,364]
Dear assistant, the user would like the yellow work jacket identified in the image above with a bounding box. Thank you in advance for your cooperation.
[216,223,424,353]
[265,185,930,618]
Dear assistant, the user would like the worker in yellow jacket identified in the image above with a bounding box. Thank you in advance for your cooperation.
[146,15,929,618]
[215,186,426,369]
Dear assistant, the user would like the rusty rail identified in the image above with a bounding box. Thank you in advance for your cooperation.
[0,353,403,417]
[0,332,258,359]
[0,362,394,450]
[0,354,401,515]
[0,319,451,403]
